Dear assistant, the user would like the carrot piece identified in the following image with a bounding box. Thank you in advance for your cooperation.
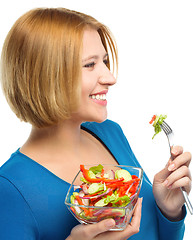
[149,115,156,124]
[75,195,90,216]
[70,207,76,214]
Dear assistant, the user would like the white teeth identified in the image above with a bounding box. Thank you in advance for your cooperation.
[102,94,106,100]
[90,94,106,100]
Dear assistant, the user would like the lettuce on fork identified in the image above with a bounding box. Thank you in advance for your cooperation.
[149,114,167,139]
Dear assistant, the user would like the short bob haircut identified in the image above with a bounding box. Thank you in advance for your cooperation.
[0,8,118,128]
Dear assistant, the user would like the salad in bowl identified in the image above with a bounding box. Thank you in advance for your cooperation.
[65,164,143,231]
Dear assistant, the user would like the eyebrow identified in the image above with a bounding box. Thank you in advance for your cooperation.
[82,53,108,62]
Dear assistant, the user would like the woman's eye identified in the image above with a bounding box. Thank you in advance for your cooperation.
[103,59,109,66]
[83,62,96,68]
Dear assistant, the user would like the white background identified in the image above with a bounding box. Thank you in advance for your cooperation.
[0,0,192,239]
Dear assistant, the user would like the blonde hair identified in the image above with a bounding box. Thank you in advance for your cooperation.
[0,8,118,127]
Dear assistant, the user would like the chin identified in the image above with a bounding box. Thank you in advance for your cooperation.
[94,118,107,123]
[85,113,107,123]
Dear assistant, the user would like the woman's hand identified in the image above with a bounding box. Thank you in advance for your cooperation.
[66,198,142,240]
[153,146,192,220]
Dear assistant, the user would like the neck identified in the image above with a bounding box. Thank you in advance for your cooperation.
[21,119,85,156]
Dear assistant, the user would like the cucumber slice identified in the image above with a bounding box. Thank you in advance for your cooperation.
[88,170,96,179]
[94,198,109,207]
[115,169,132,182]
[70,195,75,204]
[70,192,79,204]
[88,183,103,194]
[112,208,126,217]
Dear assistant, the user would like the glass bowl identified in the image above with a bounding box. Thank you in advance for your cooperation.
[65,165,143,231]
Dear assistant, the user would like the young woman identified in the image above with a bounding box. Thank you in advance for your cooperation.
[0,8,191,240]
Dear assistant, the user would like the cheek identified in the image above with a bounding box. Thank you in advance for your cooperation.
[81,72,96,99]
[81,82,88,100]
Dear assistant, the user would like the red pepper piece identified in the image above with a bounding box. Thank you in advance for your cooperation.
[132,175,138,179]
[106,182,125,188]
[90,196,103,205]
[129,182,139,194]
[106,178,140,189]
[87,208,93,217]
[80,165,124,183]
[125,178,140,184]
[83,191,104,198]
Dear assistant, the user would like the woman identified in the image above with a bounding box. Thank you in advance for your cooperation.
[0,8,191,240]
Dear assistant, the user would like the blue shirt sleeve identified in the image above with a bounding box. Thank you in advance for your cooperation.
[155,203,186,240]
[0,176,40,240]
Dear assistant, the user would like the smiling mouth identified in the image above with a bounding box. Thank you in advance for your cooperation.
[89,94,107,101]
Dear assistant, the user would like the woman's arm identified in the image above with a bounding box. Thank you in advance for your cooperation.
[0,176,39,239]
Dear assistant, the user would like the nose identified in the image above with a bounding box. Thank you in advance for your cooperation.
[99,65,117,86]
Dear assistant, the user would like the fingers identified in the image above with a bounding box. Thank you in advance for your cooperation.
[163,165,191,192]
[168,177,191,193]
[88,219,115,237]
[128,197,143,233]
[117,198,142,240]
[154,145,192,193]
[70,218,115,240]
[169,146,191,170]
[163,146,192,191]
[171,145,183,158]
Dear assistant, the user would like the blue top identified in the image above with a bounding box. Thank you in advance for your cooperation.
[0,120,186,239]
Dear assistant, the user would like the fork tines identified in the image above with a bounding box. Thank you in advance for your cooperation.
[161,121,172,135]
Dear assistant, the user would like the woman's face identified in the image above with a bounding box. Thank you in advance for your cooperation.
[74,28,116,123]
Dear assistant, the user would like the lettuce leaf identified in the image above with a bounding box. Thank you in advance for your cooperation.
[89,164,103,174]
[152,114,167,139]
[104,194,131,207]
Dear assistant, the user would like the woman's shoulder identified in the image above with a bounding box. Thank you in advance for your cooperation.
[0,149,31,176]
[0,149,22,175]
[0,149,49,189]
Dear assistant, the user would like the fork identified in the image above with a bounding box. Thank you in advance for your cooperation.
[161,121,193,215]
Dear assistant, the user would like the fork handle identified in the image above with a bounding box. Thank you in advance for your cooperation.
[181,187,193,215]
